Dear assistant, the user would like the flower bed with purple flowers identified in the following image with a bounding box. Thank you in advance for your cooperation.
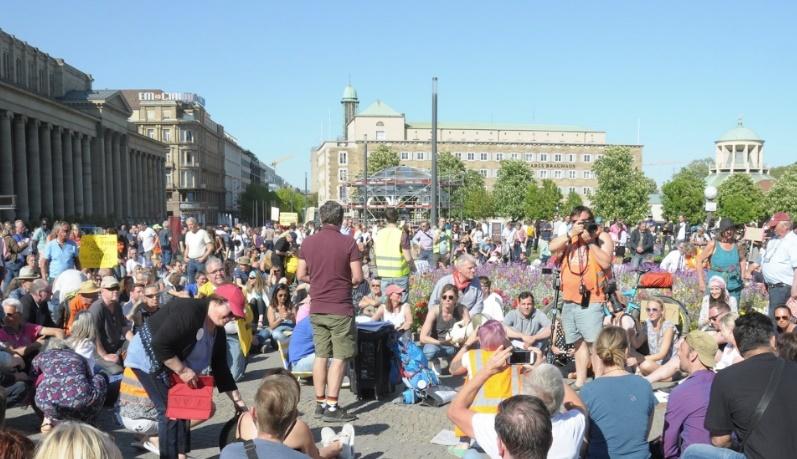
[407,263,769,332]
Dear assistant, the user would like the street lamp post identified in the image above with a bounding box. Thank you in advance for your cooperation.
[704,185,717,231]
[363,134,368,227]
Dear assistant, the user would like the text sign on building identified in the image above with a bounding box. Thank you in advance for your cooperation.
[138,91,206,106]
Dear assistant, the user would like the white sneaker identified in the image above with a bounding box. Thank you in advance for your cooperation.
[341,423,355,458]
[320,427,337,447]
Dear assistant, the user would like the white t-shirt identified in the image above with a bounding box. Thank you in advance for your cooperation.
[471,409,586,459]
[482,293,505,321]
[761,231,797,285]
[139,227,157,253]
[383,303,410,329]
[185,229,212,260]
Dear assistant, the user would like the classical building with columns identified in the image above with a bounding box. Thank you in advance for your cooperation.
[705,120,774,191]
[311,84,643,206]
[121,89,225,225]
[0,28,167,223]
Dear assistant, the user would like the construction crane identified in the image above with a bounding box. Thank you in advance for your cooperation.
[270,155,292,171]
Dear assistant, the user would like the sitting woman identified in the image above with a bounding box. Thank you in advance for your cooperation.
[244,271,269,331]
[697,276,738,328]
[371,284,412,333]
[228,369,346,459]
[581,326,656,459]
[775,305,796,335]
[263,284,296,345]
[32,312,107,432]
[629,298,678,376]
[715,312,743,370]
[419,284,471,366]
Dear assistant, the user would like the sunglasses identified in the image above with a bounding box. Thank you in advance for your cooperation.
[145,294,158,298]
[775,316,790,321]
[442,295,456,300]
[708,314,720,321]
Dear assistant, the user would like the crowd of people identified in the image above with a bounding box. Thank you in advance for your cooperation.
[0,200,795,459]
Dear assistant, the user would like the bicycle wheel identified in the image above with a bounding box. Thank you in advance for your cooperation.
[653,295,692,334]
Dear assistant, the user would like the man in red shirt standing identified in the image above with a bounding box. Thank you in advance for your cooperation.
[297,201,363,422]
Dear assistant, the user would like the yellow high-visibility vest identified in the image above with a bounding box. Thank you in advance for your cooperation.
[374,225,410,278]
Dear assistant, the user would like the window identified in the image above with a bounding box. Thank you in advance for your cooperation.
[416,152,426,160]
[511,153,519,160]
[538,170,548,179]
[162,129,172,142]
[582,170,592,179]
[582,187,592,195]
[455,152,462,160]
[163,110,173,119]
[495,153,503,161]
[338,168,348,181]
[479,169,488,177]
[146,109,156,121]
[596,154,604,160]
[467,152,475,161]
[183,151,195,166]
[539,153,548,162]
[181,129,194,143]
[582,154,592,163]
[554,154,562,162]
[554,170,563,179]
[376,121,384,127]
[569,187,577,194]
[525,153,534,162]
[567,154,576,162]
[375,131,385,141]
[146,128,156,139]
[339,185,347,200]
[165,171,173,187]
[337,151,347,165]
[568,170,577,179]
[480,152,489,161]
[400,151,409,160]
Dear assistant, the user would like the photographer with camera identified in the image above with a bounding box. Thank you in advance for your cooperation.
[549,206,614,389]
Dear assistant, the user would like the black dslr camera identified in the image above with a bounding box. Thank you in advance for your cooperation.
[582,219,600,235]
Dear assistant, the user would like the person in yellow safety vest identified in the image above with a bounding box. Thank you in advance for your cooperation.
[374,208,413,303]
[450,320,523,437]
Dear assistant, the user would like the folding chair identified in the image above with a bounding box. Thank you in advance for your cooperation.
[277,340,313,380]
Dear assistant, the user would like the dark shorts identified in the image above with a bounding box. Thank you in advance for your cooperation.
[310,314,356,360]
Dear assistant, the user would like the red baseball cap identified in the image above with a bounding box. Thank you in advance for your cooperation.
[768,212,791,228]
[214,283,246,318]
[385,284,405,297]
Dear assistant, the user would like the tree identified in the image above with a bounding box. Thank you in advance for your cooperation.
[679,157,714,179]
[461,187,494,220]
[436,152,492,218]
[275,187,306,213]
[493,160,535,219]
[766,167,797,217]
[563,189,583,213]
[592,146,656,223]
[525,179,562,220]
[769,163,797,180]
[238,183,278,224]
[367,145,400,174]
[661,169,705,224]
[717,174,767,224]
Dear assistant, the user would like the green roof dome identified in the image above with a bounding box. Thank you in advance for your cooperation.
[717,120,762,143]
[342,84,358,101]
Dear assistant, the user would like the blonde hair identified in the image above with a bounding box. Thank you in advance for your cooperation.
[594,326,628,369]
[34,422,122,459]
[66,311,96,345]
[253,375,299,439]
[718,312,738,334]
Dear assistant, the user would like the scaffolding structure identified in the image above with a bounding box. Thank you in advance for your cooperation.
[345,166,462,223]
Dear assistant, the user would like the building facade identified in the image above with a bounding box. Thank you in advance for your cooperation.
[121,89,225,224]
[311,85,643,207]
[706,120,774,191]
[0,28,167,223]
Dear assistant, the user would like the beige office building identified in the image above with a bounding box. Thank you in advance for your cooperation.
[0,27,167,223]
[121,90,225,224]
[311,85,643,207]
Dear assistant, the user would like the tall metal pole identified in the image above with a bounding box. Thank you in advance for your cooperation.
[304,172,308,224]
[363,134,368,227]
[431,77,439,224]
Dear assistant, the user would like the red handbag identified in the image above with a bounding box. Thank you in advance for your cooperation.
[166,375,215,421]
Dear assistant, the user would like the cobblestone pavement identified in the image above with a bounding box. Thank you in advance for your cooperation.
[6,351,667,458]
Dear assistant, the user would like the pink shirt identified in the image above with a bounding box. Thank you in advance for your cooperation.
[0,323,42,347]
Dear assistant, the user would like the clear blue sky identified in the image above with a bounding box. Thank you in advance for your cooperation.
[4,1,796,188]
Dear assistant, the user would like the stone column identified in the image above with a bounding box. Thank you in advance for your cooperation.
[51,127,64,217]
[113,133,123,218]
[0,111,14,221]
[143,154,150,219]
[92,127,105,215]
[139,151,146,220]
[82,135,92,217]
[105,133,114,218]
[27,119,41,220]
[132,150,140,219]
[39,123,54,218]
[13,115,29,221]
[157,158,164,218]
[62,129,75,217]
[121,135,131,221]
[72,132,83,217]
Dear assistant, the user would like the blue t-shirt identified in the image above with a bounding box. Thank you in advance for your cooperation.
[43,239,79,280]
[287,318,314,367]
[580,374,656,459]
[220,438,309,459]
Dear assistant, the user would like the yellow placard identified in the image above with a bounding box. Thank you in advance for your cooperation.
[279,212,299,225]
[743,226,764,242]
[78,235,118,268]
